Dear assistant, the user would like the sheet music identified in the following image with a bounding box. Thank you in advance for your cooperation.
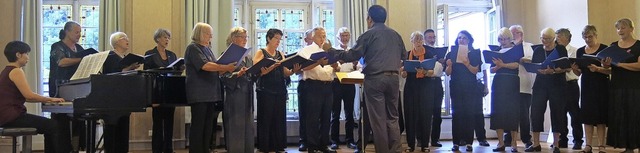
[346,71,365,79]
[70,51,110,80]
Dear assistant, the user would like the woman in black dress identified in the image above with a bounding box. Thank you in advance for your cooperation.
[143,29,178,153]
[574,25,609,153]
[445,30,482,152]
[400,31,433,152]
[604,18,640,153]
[489,27,522,152]
[526,28,569,153]
[253,28,299,153]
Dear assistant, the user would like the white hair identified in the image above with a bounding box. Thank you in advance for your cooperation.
[109,32,127,49]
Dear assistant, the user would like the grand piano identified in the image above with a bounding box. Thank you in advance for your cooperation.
[42,70,187,153]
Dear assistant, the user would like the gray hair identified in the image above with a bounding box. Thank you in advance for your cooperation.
[191,22,213,44]
[311,27,326,37]
[541,28,556,39]
[337,27,350,36]
[153,29,171,43]
[109,32,127,49]
[498,27,513,40]
[555,28,572,40]
[509,25,524,33]
[225,27,247,46]
[304,29,313,38]
[410,31,424,43]
[582,25,598,36]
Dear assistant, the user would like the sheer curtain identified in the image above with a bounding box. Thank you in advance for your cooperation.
[343,0,373,41]
[99,0,124,51]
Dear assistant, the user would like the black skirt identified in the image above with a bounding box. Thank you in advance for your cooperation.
[579,74,609,125]
[489,74,520,130]
[607,89,640,149]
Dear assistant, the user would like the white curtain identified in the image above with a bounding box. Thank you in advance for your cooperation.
[343,0,373,42]
[99,0,124,51]
[425,0,438,30]
[185,0,219,52]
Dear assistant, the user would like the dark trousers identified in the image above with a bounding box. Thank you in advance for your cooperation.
[51,113,85,151]
[451,83,476,145]
[356,93,372,150]
[303,80,334,150]
[560,81,584,143]
[189,102,220,153]
[103,113,131,153]
[403,79,433,148]
[256,91,287,152]
[152,107,175,153]
[505,93,533,144]
[531,83,567,133]
[428,78,444,144]
[2,113,71,153]
[473,95,487,142]
[298,80,306,145]
[331,80,356,144]
[363,73,401,153]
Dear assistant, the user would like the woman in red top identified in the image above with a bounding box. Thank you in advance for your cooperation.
[0,41,69,153]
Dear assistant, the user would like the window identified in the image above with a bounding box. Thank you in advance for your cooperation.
[321,9,335,46]
[41,0,100,97]
[254,7,307,118]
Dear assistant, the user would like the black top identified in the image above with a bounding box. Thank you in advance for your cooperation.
[445,46,482,84]
[49,41,84,97]
[184,43,223,103]
[577,44,609,80]
[610,40,640,89]
[531,44,567,89]
[256,49,287,94]
[102,51,126,74]
[143,47,178,70]
[332,23,407,75]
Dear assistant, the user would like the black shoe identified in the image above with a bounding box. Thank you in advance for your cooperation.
[524,145,541,152]
[420,147,429,152]
[299,143,307,151]
[580,145,593,153]
[493,146,506,152]
[431,142,443,147]
[524,142,533,148]
[553,147,561,153]
[405,147,415,152]
[573,142,583,150]
[354,148,363,153]
[466,145,473,151]
[479,140,491,146]
[510,148,519,152]
[316,147,337,153]
[452,145,459,151]
[558,141,568,148]
[330,143,339,149]
[347,142,357,149]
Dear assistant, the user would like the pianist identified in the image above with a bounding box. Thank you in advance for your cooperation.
[143,28,178,153]
[0,41,70,153]
[100,32,140,153]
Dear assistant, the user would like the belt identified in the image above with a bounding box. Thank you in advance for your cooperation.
[305,79,333,84]
[371,71,399,76]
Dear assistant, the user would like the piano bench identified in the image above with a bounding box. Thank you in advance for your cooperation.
[0,127,37,153]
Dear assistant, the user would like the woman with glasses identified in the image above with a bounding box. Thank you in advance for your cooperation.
[489,27,523,152]
[445,30,482,152]
[525,28,569,153]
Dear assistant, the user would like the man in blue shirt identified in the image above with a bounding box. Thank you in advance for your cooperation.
[329,5,406,153]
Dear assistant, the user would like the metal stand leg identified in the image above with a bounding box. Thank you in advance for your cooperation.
[22,135,32,153]
[86,119,97,153]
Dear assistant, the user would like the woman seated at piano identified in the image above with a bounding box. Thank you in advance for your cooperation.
[0,41,70,152]
[143,28,178,153]
[100,32,140,153]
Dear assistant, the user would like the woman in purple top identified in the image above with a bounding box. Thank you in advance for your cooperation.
[0,41,69,153]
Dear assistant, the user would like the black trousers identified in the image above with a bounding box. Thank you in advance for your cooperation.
[473,94,487,142]
[303,80,334,150]
[505,93,533,144]
[152,107,175,153]
[297,80,306,144]
[451,83,476,145]
[428,78,444,144]
[51,113,86,151]
[331,80,356,144]
[560,81,584,143]
[103,113,131,153]
[403,78,433,148]
[189,102,220,153]
[2,113,71,153]
[531,83,567,133]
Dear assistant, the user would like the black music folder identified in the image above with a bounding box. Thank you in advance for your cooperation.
[573,54,601,68]
[426,46,448,59]
[309,51,338,64]
[522,63,543,73]
[596,46,633,65]
[403,58,437,72]
[77,48,99,58]
[488,45,501,51]
[120,53,152,66]
[552,57,572,69]
[216,43,249,67]
[167,58,184,69]
[531,44,543,50]
[246,58,277,75]
[281,54,314,69]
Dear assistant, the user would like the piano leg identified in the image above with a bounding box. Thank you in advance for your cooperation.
[85,118,97,153]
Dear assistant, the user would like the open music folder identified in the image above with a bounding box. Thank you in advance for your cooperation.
[70,51,110,80]
[482,44,525,65]
[246,58,277,75]
[216,43,249,67]
[596,46,634,65]
[403,58,437,72]
[573,54,601,68]
[426,46,448,60]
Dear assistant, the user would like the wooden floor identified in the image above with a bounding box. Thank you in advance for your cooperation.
[122,140,631,153]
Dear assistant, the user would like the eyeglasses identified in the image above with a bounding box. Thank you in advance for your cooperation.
[541,37,554,41]
[235,35,249,39]
[457,37,468,40]
[498,37,511,41]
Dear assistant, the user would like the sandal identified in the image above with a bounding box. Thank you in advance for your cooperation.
[579,145,593,153]
[598,145,606,153]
